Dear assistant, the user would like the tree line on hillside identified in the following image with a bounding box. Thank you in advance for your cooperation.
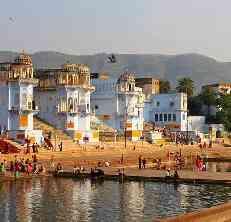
[159,78,231,131]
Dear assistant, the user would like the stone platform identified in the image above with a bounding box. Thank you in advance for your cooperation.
[53,168,231,185]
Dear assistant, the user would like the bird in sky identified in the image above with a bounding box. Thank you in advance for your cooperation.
[107,54,117,63]
[9,17,14,22]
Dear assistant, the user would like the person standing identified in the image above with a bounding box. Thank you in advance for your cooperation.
[142,158,147,169]
[32,143,36,153]
[120,153,124,164]
[59,141,63,152]
[138,155,142,169]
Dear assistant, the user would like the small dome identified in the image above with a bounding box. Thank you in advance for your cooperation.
[117,71,135,84]
[14,52,32,65]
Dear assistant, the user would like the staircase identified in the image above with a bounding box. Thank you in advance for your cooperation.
[34,116,72,140]
[0,139,22,153]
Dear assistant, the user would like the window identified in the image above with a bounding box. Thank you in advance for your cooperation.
[159,114,163,121]
[170,101,174,107]
[74,98,78,112]
[168,114,172,121]
[14,93,19,106]
[86,104,90,112]
[182,113,185,120]
[155,114,158,122]
[95,105,98,110]
[164,114,167,122]
[173,114,176,121]
[129,84,132,91]
[27,101,32,110]
[68,97,73,112]
[32,101,36,110]
[156,101,160,107]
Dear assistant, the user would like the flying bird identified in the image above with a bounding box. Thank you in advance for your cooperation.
[9,17,14,22]
[107,54,117,63]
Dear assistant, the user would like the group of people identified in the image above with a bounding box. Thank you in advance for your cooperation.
[44,136,63,152]
[97,161,110,167]
[0,155,45,176]
[138,155,147,169]
[175,133,193,145]
[73,164,85,174]
[165,168,179,179]
[173,152,185,169]
[25,142,39,154]
[199,141,212,150]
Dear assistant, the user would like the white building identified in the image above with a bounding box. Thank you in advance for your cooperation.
[0,53,42,144]
[187,116,205,133]
[35,64,98,142]
[144,93,188,131]
[91,72,145,141]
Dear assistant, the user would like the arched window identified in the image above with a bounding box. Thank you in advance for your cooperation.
[60,98,65,112]
[74,98,78,112]
[68,97,73,112]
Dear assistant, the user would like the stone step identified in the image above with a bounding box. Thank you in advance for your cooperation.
[33,116,72,140]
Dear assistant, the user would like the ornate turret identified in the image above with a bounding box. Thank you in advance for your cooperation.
[117,71,136,93]
[56,64,93,91]
[14,52,32,66]
[5,51,38,84]
[117,71,135,84]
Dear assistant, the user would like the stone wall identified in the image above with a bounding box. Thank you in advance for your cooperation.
[156,202,231,222]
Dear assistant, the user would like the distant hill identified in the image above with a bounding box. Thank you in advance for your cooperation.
[1,51,231,91]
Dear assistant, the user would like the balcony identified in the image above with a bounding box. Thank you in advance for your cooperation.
[8,106,19,113]
[21,106,39,113]
[116,112,138,118]
[8,76,39,85]
[21,101,39,113]
[117,90,141,96]
[9,104,39,114]
[57,103,91,117]
[135,103,144,108]
[58,109,79,116]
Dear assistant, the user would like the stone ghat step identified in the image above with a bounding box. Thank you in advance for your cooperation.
[33,117,71,140]
[52,169,231,185]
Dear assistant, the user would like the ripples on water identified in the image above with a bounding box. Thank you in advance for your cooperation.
[0,178,230,222]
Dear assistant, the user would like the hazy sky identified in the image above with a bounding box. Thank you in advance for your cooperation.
[1,0,231,61]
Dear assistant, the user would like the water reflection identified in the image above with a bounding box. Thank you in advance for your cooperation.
[0,178,230,222]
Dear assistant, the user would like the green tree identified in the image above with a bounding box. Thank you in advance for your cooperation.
[188,95,203,115]
[159,80,170,93]
[200,87,217,118]
[176,77,194,97]
[216,94,231,131]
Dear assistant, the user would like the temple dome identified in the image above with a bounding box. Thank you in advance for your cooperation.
[14,52,32,65]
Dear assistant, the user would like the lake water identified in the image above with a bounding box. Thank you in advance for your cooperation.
[0,177,230,222]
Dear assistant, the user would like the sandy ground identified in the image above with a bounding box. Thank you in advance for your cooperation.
[1,141,231,171]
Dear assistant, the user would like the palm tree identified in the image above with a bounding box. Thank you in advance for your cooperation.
[159,80,171,93]
[176,77,194,97]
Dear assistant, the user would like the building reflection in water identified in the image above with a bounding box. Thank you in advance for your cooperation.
[71,179,93,221]
[119,181,145,222]
[0,178,230,222]
[0,182,10,221]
